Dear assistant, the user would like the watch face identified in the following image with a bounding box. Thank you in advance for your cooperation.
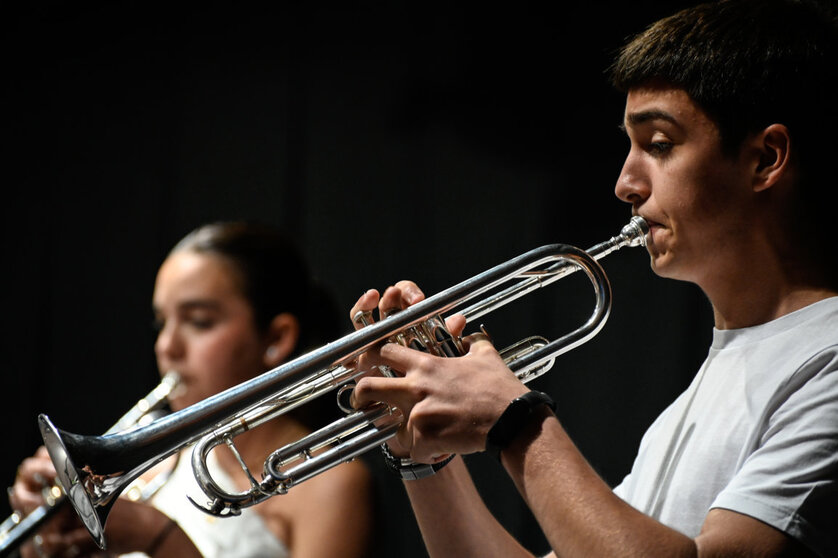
[486,392,555,459]
[493,398,531,442]
[508,399,532,424]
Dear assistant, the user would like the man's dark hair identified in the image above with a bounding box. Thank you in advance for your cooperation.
[611,0,838,284]
[611,0,837,154]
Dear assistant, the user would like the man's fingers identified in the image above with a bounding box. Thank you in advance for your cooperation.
[379,285,404,317]
[379,341,441,373]
[462,330,495,353]
[350,375,413,412]
[350,289,381,330]
[393,280,425,305]
[380,281,425,317]
[444,314,467,338]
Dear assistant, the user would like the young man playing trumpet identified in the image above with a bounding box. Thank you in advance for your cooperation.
[349,0,838,556]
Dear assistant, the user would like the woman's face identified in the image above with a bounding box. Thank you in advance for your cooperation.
[152,250,267,411]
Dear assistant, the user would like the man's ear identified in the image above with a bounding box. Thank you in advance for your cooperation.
[263,313,300,368]
[752,123,792,193]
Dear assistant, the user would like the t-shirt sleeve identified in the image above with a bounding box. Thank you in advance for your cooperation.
[711,347,838,557]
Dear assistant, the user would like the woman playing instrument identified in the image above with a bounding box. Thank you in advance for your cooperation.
[9,222,372,558]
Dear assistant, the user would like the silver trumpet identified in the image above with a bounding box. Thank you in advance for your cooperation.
[38,217,648,549]
[0,371,180,557]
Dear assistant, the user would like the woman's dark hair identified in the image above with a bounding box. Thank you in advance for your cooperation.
[171,221,344,425]
[171,221,341,357]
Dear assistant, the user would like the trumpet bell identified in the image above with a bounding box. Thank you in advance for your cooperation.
[0,371,178,556]
[39,415,112,549]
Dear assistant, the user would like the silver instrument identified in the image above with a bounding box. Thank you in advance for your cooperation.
[0,372,180,557]
[37,217,648,550]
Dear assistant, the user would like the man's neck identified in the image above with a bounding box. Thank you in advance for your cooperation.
[685,221,836,329]
[710,286,836,330]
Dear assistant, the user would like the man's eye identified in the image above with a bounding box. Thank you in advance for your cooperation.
[649,141,673,155]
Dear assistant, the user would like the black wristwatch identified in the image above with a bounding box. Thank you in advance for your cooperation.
[485,391,556,460]
[380,443,455,480]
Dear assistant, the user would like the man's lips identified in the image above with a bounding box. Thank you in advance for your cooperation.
[636,216,663,247]
[639,216,662,231]
[636,214,660,227]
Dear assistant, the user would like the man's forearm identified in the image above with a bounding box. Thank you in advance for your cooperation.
[403,456,536,558]
[502,408,697,558]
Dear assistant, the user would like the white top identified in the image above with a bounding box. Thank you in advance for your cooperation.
[614,297,838,556]
[122,450,289,558]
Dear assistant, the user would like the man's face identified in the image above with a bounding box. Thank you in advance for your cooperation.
[616,85,755,287]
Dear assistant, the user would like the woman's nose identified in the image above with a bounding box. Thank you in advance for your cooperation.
[155,323,184,363]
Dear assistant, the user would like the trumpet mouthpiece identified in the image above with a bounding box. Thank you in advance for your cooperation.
[623,217,649,247]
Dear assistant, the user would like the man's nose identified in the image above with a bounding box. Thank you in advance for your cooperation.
[614,152,650,205]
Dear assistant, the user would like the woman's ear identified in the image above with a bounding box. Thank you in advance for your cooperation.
[263,313,300,368]
[752,123,792,193]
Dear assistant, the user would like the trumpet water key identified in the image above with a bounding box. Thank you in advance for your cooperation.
[38,217,648,549]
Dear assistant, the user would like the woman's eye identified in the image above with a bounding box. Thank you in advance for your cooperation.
[189,317,215,330]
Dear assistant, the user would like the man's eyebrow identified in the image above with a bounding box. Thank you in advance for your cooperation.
[620,109,678,131]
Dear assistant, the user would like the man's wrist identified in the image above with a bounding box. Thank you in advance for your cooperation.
[380,444,455,480]
[485,391,556,460]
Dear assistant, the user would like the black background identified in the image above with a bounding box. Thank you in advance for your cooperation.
[3,2,714,556]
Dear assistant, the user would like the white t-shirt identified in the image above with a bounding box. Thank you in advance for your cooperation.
[122,450,289,558]
[613,297,838,556]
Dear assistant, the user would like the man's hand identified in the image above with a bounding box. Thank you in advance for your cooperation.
[348,281,528,462]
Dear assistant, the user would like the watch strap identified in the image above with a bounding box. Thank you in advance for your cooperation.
[485,391,556,460]
[380,443,455,480]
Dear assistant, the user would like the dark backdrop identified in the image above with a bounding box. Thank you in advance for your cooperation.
[3,2,713,557]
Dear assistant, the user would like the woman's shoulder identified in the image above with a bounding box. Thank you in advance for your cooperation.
[297,457,371,503]
[258,456,371,516]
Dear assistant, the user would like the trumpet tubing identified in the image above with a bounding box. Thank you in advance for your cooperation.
[37,217,648,549]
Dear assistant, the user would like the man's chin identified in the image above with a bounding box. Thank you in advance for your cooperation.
[649,253,678,279]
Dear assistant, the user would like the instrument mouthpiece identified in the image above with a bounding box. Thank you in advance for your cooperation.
[622,217,649,247]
